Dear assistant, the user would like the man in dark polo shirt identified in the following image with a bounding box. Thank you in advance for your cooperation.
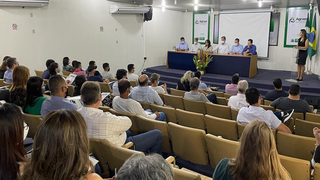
[264,78,288,101]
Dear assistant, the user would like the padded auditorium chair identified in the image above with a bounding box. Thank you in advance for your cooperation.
[67,85,75,97]
[231,108,239,121]
[138,101,151,110]
[279,155,311,180]
[205,102,232,119]
[183,98,206,115]
[98,106,110,112]
[62,70,71,77]
[150,104,177,123]
[163,94,184,109]
[204,90,224,97]
[238,123,276,140]
[0,79,4,87]
[295,119,320,138]
[34,70,43,77]
[22,113,42,139]
[204,115,238,141]
[175,109,206,131]
[264,99,272,106]
[129,81,137,87]
[168,122,209,165]
[170,88,186,97]
[217,97,228,106]
[108,108,139,136]
[260,105,275,111]
[99,82,113,93]
[306,112,320,123]
[172,168,201,180]
[291,112,304,120]
[223,93,233,99]
[135,115,172,153]
[314,163,320,180]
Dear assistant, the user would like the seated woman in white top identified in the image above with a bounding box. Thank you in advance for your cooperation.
[202,39,213,53]
[149,73,168,94]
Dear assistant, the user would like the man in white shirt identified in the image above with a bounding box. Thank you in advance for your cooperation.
[212,36,230,54]
[113,79,167,122]
[78,81,163,154]
[237,88,292,133]
[127,64,139,83]
[101,63,113,80]
[190,38,202,52]
[112,69,128,96]
[130,74,164,106]
[228,80,249,110]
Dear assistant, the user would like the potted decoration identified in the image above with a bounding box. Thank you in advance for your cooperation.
[193,49,213,75]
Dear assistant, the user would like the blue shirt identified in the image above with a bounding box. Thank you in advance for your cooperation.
[176,42,189,51]
[242,44,257,55]
[130,86,164,106]
[3,69,13,83]
[40,96,77,117]
[199,81,210,91]
[42,69,50,79]
[87,75,103,82]
[230,44,244,54]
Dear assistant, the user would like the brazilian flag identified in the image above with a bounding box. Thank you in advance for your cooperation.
[308,13,317,59]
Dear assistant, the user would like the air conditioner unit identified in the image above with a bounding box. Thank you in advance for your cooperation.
[0,0,49,7]
[109,5,151,14]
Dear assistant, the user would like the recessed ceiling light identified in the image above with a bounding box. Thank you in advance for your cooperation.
[174,0,177,5]
[194,5,198,11]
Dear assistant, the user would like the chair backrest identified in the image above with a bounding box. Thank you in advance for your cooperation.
[205,102,232,119]
[260,105,275,111]
[173,168,201,180]
[89,138,144,178]
[150,104,177,123]
[183,98,206,115]
[158,93,165,102]
[108,108,139,136]
[295,119,320,138]
[204,115,238,141]
[217,97,228,106]
[306,113,320,123]
[130,81,137,87]
[310,105,314,112]
[205,90,224,97]
[175,109,206,130]
[205,134,239,169]
[67,85,75,97]
[138,101,151,110]
[0,79,4,87]
[135,115,172,153]
[277,131,315,161]
[314,163,320,180]
[279,155,311,180]
[168,122,208,165]
[170,88,186,97]
[292,112,304,120]
[62,70,71,76]
[99,82,113,93]
[22,113,42,139]
[231,108,239,120]
[237,123,246,139]
[99,106,110,112]
[163,94,184,109]
[34,70,43,77]
[264,99,272,106]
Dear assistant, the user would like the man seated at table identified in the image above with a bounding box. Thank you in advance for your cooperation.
[212,36,230,54]
[190,38,202,52]
[242,39,257,55]
[229,38,244,54]
[176,37,189,51]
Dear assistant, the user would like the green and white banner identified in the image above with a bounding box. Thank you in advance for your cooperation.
[193,12,210,44]
[284,7,309,47]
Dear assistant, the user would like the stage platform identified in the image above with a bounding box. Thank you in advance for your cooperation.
[143,65,320,99]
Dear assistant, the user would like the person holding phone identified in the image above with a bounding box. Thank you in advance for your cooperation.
[295,29,309,81]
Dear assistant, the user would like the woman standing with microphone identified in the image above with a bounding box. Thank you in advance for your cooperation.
[295,29,309,81]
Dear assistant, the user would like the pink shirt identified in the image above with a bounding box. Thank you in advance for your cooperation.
[73,69,87,77]
[225,84,238,95]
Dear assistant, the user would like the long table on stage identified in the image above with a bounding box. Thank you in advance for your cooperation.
[166,51,258,78]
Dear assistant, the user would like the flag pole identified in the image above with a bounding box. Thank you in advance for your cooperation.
[306,4,313,75]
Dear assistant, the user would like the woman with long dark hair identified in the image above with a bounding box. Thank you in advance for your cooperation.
[0,103,28,179]
[9,65,30,107]
[295,29,309,81]
[48,62,59,78]
[202,39,213,53]
[24,76,47,115]
[62,57,72,72]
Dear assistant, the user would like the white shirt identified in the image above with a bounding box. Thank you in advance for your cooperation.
[127,73,139,83]
[112,96,157,119]
[212,43,230,54]
[228,94,249,110]
[101,71,113,80]
[131,86,163,106]
[184,91,210,102]
[112,81,120,96]
[190,43,202,52]
[237,106,281,129]
[150,86,165,94]
[77,106,132,146]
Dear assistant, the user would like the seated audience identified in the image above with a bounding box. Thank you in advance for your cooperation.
[131,74,164,106]
[213,36,230,54]
[225,74,239,95]
[113,69,128,96]
[229,38,244,54]
[127,64,139,83]
[73,75,86,96]
[228,80,249,110]
[190,38,202,52]
[177,70,193,91]
[264,78,288,101]
[312,127,320,168]
[113,79,166,121]
[62,56,72,72]
[213,120,291,180]
[194,71,217,91]
[41,75,77,117]
[102,62,113,80]
[21,110,103,180]
[184,77,217,104]
[87,65,105,82]
[24,77,47,115]
[9,66,30,107]
[202,39,213,52]
[271,84,312,114]
[70,60,78,72]
[117,154,174,180]
[237,88,292,133]
[0,103,28,180]
[78,82,163,154]
[73,61,87,77]
[86,61,101,77]
[176,37,189,51]
[150,73,168,94]
[4,57,18,83]
[242,39,257,55]
[0,60,7,79]
[42,59,55,80]
[48,62,59,78]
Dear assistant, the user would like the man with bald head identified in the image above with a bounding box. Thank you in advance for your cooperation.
[130,74,164,106]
